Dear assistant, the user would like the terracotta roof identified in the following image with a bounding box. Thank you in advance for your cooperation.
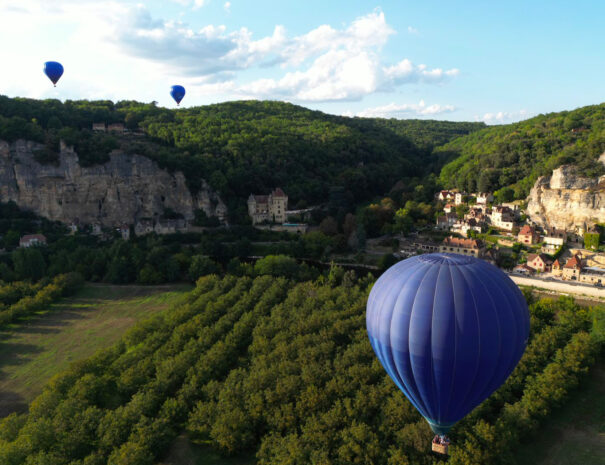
[442,236,483,249]
[253,195,269,204]
[564,255,583,269]
[19,234,47,244]
[528,253,553,264]
[272,188,287,197]
[553,259,561,268]
[519,225,535,235]
[514,264,534,272]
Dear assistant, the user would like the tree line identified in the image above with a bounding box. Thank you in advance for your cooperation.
[438,103,605,199]
[0,270,602,465]
[0,273,83,328]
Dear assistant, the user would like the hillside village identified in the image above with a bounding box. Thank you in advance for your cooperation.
[397,188,605,286]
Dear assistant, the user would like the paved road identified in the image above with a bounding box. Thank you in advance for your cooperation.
[508,274,605,300]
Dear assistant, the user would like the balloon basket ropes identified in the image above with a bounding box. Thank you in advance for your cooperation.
[432,443,448,455]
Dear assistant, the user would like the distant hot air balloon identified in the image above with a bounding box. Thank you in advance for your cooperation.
[170,85,186,105]
[44,61,64,87]
[366,253,529,453]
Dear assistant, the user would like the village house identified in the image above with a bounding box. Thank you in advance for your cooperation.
[117,225,130,240]
[451,218,482,237]
[542,228,567,253]
[91,223,102,236]
[443,203,455,214]
[92,122,106,132]
[19,234,47,248]
[154,218,188,235]
[513,264,535,275]
[107,123,125,134]
[135,219,154,236]
[411,240,440,254]
[475,193,494,205]
[437,190,455,202]
[552,259,562,277]
[454,192,467,205]
[435,212,458,230]
[526,253,553,272]
[518,225,540,245]
[562,254,583,280]
[489,206,515,231]
[579,267,605,286]
[247,188,288,225]
[439,236,484,258]
[501,202,521,219]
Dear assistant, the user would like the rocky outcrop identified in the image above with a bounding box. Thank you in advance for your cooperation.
[0,139,227,227]
[527,165,605,230]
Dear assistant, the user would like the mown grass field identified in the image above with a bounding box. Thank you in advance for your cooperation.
[0,283,191,417]
[514,363,605,465]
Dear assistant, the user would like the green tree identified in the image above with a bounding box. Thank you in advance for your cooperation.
[188,256,220,281]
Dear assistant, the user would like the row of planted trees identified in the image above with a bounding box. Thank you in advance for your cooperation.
[0,273,83,328]
[0,270,602,465]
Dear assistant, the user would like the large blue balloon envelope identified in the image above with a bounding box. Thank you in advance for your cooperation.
[170,85,186,105]
[366,253,529,436]
[44,61,64,86]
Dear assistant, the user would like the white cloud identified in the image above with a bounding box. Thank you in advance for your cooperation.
[224,1,231,12]
[170,0,209,9]
[407,26,419,34]
[0,2,460,105]
[349,100,456,118]
[110,8,458,101]
[236,12,457,101]
[479,109,531,124]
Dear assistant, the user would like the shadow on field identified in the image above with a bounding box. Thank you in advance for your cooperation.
[0,390,27,417]
[0,341,43,374]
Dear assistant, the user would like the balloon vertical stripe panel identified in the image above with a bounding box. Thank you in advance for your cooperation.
[366,253,530,436]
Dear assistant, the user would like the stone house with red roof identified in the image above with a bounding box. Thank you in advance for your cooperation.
[562,254,583,280]
[439,236,485,258]
[518,225,539,245]
[19,234,47,248]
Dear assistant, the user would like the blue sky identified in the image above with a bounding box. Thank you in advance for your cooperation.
[0,0,603,123]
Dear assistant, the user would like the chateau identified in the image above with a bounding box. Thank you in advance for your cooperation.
[247,188,288,225]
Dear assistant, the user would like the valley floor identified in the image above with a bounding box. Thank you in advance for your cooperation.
[0,283,191,417]
[514,363,605,465]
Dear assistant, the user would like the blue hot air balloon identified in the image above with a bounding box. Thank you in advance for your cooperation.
[44,61,64,87]
[366,253,529,447]
[170,85,186,105]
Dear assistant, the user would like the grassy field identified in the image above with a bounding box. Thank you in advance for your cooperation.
[514,363,605,465]
[0,283,191,417]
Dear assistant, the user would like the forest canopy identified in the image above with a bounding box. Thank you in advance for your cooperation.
[438,103,605,198]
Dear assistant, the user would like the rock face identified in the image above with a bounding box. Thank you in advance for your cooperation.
[0,139,227,227]
[527,165,605,230]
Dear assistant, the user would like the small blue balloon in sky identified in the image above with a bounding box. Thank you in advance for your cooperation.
[44,61,64,87]
[170,85,186,105]
[366,253,529,438]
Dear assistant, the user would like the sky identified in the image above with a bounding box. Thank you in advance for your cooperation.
[0,0,603,123]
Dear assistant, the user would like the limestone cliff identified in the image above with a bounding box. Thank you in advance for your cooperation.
[0,139,227,227]
[526,165,605,230]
